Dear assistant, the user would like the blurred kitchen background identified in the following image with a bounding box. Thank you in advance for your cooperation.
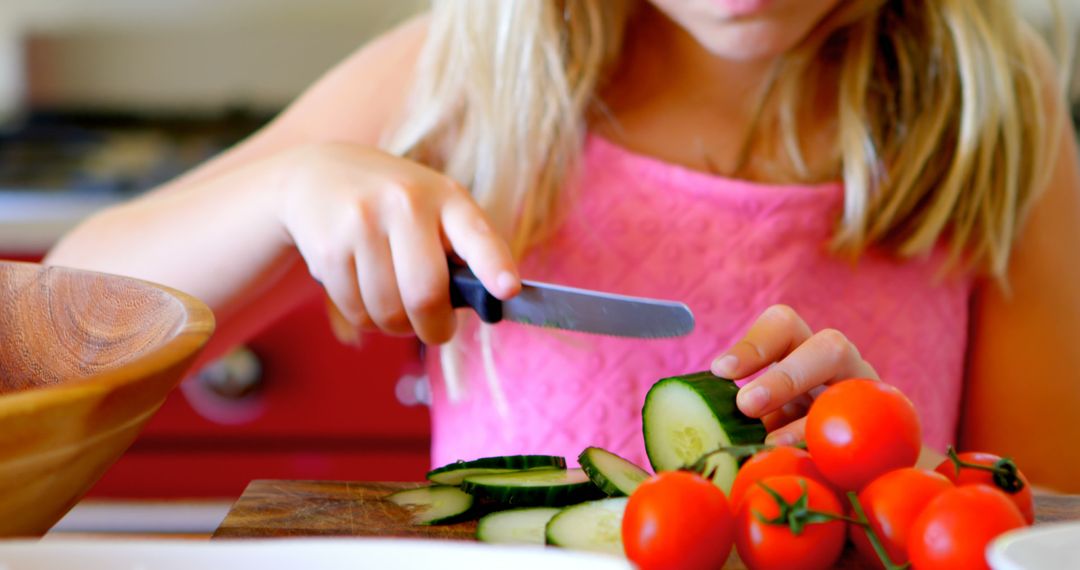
[0,0,1077,535]
[0,0,428,536]
[0,0,424,251]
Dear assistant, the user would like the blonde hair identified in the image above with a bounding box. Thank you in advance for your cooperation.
[388,0,1066,275]
[383,0,1067,398]
[798,0,1067,276]
[385,0,633,257]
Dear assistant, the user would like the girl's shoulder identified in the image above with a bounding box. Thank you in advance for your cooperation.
[271,12,431,146]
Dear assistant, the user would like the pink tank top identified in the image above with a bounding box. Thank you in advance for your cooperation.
[426,134,973,469]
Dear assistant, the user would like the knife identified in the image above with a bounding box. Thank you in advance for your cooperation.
[448,262,695,339]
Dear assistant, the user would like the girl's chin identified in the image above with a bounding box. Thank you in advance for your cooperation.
[689,25,799,61]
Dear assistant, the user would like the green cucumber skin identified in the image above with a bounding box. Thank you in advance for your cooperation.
[462,469,605,507]
[643,371,767,472]
[427,455,567,485]
[578,447,651,497]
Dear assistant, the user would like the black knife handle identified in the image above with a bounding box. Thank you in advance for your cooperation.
[448,261,504,324]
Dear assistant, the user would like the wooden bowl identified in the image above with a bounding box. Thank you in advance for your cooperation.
[0,261,214,536]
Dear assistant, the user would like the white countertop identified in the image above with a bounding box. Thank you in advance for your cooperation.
[46,499,231,535]
[0,191,123,255]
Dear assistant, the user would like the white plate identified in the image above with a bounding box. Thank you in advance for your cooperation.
[988,521,1080,570]
[0,538,636,570]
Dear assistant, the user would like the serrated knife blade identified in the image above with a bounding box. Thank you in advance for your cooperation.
[449,262,694,339]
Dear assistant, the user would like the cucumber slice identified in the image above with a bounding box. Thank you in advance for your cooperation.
[643,372,766,479]
[699,449,741,495]
[386,485,475,525]
[462,468,604,507]
[476,507,561,545]
[690,444,771,495]
[427,455,567,486]
[578,447,651,497]
[545,497,629,556]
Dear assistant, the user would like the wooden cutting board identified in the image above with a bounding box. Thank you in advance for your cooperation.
[213,481,476,540]
[213,480,1080,567]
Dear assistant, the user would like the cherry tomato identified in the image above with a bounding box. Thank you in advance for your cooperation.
[734,475,846,570]
[907,485,1026,570]
[850,467,954,568]
[622,470,734,570]
[934,450,1035,525]
[805,379,922,491]
[729,446,831,510]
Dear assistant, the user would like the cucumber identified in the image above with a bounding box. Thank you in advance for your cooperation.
[462,468,604,507]
[578,447,651,496]
[545,497,629,556]
[476,507,561,545]
[427,455,567,486]
[385,485,475,525]
[643,372,766,485]
[698,449,741,495]
[691,444,771,495]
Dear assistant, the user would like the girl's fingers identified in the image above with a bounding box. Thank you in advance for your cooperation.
[298,238,369,331]
[763,416,807,447]
[711,305,813,379]
[388,215,456,344]
[354,233,411,336]
[713,305,878,421]
[440,193,520,300]
[760,393,814,432]
[325,292,370,346]
[737,328,879,418]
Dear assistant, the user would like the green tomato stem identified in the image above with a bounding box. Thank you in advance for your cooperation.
[752,480,861,536]
[847,491,910,570]
[944,446,1025,493]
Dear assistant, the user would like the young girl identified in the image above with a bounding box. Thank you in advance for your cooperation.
[46,0,1080,491]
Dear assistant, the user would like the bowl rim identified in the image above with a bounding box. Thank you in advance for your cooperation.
[0,261,216,411]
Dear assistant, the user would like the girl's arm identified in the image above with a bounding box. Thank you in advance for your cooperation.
[45,15,520,367]
[48,16,427,302]
[962,43,1080,492]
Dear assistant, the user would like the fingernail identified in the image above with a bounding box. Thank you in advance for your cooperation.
[496,271,519,296]
[712,354,739,378]
[329,319,362,347]
[325,299,362,346]
[767,432,798,447]
[738,386,769,416]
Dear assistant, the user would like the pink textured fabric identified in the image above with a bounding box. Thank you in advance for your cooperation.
[426,134,973,469]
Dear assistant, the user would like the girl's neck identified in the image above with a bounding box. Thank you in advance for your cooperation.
[594,4,837,183]
[628,5,778,110]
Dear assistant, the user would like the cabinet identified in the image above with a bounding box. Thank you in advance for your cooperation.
[87,297,432,498]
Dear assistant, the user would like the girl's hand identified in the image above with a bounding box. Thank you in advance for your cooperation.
[710,305,879,446]
[274,142,520,344]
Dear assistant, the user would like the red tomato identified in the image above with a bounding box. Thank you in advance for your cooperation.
[851,468,954,568]
[622,470,734,570]
[805,379,922,491]
[934,450,1035,525]
[734,475,846,570]
[729,447,831,509]
[907,485,1026,570]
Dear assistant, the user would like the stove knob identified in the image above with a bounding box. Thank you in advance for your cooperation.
[196,346,263,400]
[395,373,431,407]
